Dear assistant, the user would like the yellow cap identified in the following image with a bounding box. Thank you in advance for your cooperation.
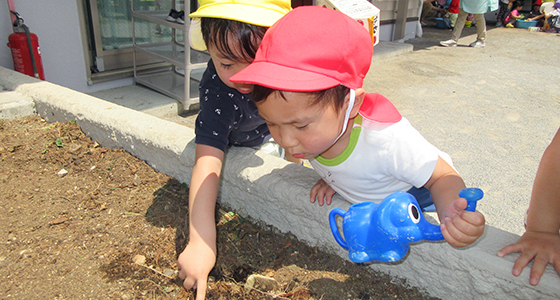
[189,0,291,27]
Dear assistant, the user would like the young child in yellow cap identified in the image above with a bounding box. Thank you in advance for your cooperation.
[231,6,485,250]
[177,1,291,299]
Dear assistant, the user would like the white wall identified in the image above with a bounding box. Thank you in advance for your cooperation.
[0,1,130,93]
[0,1,15,71]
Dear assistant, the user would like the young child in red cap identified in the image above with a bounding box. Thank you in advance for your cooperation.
[177,1,291,298]
[231,6,485,249]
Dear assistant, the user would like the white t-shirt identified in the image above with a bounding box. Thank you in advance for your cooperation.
[549,9,560,29]
[309,93,453,204]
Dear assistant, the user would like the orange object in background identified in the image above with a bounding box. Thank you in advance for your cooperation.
[315,0,380,48]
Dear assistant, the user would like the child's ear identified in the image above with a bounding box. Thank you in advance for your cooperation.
[350,88,366,118]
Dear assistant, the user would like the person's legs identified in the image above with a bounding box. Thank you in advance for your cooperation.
[505,14,517,27]
[406,187,436,212]
[441,8,467,46]
[473,13,487,41]
[421,1,435,21]
[452,8,469,41]
[449,13,458,27]
[496,2,508,25]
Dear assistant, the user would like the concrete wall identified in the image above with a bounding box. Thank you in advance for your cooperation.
[381,21,423,41]
[2,65,559,299]
[374,0,424,41]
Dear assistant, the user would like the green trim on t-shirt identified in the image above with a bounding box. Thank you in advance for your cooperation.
[315,115,363,166]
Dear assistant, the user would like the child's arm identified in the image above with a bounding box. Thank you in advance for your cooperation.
[424,156,486,247]
[498,128,560,286]
[178,144,224,300]
[527,13,545,21]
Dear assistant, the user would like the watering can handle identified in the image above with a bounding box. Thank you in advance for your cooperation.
[329,208,348,250]
[459,188,484,212]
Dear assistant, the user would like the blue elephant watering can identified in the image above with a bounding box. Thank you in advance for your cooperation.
[329,188,483,263]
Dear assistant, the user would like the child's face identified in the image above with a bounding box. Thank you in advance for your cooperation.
[207,42,254,94]
[256,91,346,160]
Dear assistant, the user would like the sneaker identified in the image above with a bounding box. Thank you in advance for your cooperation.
[469,40,485,48]
[495,21,503,27]
[166,9,180,22]
[506,23,514,28]
[176,11,185,24]
[440,39,457,47]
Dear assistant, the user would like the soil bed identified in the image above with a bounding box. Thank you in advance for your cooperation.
[0,115,438,299]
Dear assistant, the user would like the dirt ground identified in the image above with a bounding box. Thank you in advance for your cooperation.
[0,115,439,299]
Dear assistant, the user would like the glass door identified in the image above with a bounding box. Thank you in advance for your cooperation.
[86,0,182,73]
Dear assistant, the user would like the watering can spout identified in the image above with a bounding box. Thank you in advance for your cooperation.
[419,187,483,241]
[420,220,444,240]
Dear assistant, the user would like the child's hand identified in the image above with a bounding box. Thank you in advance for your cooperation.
[497,231,560,286]
[440,197,486,247]
[310,179,336,206]
[178,241,217,300]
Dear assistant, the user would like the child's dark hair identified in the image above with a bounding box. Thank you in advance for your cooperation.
[252,85,350,113]
[513,0,523,7]
[201,18,267,62]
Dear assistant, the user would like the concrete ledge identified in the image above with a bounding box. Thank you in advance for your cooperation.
[373,41,414,61]
[1,66,558,299]
[0,90,36,119]
[88,85,181,119]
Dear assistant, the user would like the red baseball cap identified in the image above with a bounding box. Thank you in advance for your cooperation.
[230,6,373,92]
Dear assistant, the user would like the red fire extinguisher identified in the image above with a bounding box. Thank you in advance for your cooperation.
[7,10,45,80]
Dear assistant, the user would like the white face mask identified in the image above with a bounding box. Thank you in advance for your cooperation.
[189,18,207,51]
[329,89,355,147]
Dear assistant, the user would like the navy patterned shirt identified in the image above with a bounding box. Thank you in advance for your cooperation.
[194,59,270,152]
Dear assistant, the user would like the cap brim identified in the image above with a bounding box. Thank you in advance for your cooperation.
[230,61,340,92]
[189,4,286,27]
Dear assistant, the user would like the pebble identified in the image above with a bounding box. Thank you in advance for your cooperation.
[132,254,146,265]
